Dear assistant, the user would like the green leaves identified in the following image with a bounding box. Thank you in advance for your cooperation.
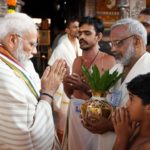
[82,64,122,92]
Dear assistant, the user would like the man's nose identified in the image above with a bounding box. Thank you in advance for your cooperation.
[110,44,116,52]
[32,47,37,55]
[78,33,84,40]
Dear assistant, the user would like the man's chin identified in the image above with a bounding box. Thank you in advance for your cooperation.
[19,56,31,65]
[81,48,89,51]
[28,55,33,59]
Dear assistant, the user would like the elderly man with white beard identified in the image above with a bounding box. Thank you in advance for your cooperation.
[0,12,67,150]
[82,18,150,150]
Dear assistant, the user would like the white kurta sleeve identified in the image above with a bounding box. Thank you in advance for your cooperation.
[0,61,55,150]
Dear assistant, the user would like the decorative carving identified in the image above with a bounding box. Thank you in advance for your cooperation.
[105,0,116,9]
[129,0,146,19]
[95,0,119,27]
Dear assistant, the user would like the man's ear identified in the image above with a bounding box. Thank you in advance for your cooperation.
[9,34,17,45]
[97,32,103,42]
[145,104,150,113]
[133,35,142,48]
[7,34,18,51]
[65,27,69,34]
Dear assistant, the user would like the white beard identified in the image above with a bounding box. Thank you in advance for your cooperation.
[120,42,135,66]
[13,41,31,66]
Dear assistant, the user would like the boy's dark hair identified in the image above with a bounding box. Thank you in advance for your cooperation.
[127,73,150,105]
[66,16,79,28]
[79,16,104,34]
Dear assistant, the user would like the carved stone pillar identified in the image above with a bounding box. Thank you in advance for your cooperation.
[117,0,146,19]
[129,0,146,19]
[117,0,130,18]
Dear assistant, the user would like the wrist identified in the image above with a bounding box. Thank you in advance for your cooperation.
[40,90,54,97]
[40,92,54,104]
[115,136,129,147]
[113,137,128,150]
[106,119,114,132]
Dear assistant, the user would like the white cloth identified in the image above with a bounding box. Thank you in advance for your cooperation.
[68,99,99,150]
[57,34,67,45]
[0,54,55,150]
[65,63,123,150]
[48,34,82,73]
[97,52,150,150]
[48,34,82,134]
[23,60,41,90]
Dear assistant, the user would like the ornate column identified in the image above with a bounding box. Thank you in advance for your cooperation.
[117,0,130,18]
[129,0,146,19]
[117,0,146,19]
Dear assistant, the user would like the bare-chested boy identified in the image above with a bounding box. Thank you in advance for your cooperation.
[112,73,150,150]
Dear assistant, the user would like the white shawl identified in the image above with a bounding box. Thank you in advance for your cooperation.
[97,52,150,150]
[0,53,56,150]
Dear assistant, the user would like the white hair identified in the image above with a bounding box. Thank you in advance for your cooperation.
[0,12,38,40]
[111,18,147,46]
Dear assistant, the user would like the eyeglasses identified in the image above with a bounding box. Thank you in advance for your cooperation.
[109,35,135,48]
[141,22,150,27]
[16,34,38,48]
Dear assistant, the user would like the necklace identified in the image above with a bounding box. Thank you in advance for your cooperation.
[101,52,105,72]
[83,51,99,69]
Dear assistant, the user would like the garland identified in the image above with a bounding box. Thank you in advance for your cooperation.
[7,0,16,13]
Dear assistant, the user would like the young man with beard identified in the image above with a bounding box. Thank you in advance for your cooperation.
[62,17,116,150]
[64,16,116,100]
[112,73,150,150]
[0,12,67,150]
[82,18,150,150]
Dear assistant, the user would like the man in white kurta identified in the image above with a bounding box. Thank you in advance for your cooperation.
[48,19,82,140]
[0,12,66,150]
[0,49,55,150]
[49,34,82,73]
[97,52,150,150]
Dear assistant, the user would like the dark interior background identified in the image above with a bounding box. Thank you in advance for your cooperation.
[22,0,85,45]
[22,0,85,28]
[21,0,85,75]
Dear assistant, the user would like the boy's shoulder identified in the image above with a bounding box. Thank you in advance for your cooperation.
[130,137,150,150]
[138,139,150,150]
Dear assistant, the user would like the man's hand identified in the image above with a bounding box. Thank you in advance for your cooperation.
[41,59,66,96]
[65,73,84,90]
[81,115,114,134]
[65,73,90,91]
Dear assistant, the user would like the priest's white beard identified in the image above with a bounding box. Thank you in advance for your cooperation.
[120,41,135,66]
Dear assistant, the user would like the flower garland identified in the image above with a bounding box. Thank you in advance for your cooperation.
[7,0,16,13]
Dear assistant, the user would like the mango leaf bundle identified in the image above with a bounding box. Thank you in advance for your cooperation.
[82,64,122,92]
